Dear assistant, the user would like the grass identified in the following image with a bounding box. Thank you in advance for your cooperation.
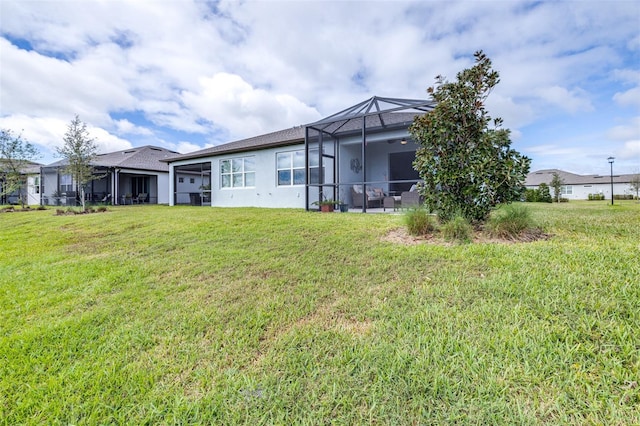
[1,201,639,424]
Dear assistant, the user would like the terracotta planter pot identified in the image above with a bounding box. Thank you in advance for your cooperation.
[320,204,334,212]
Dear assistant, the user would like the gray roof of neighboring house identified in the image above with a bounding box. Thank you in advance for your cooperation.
[525,169,636,186]
[165,111,422,163]
[44,145,179,172]
[0,160,42,174]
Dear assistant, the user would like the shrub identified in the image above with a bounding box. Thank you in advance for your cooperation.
[487,204,535,239]
[524,188,539,202]
[537,183,552,203]
[441,214,473,243]
[405,208,437,236]
[96,206,108,212]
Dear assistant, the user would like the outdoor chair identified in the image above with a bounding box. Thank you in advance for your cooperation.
[401,191,422,208]
[351,185,384,208]
[136,193,147,204]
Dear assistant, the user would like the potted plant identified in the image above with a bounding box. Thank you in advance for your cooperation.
[313,199,337,212]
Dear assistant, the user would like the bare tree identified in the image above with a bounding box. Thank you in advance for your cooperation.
[0,129,40,209]
[56,115,100,211]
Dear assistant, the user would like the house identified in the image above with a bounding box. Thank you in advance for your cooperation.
[0,161,42,206]
[525,169,639,200]
[165,96,436,211]
[40,145,180,206]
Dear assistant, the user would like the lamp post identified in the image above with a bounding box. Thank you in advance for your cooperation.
[607,156,615,205]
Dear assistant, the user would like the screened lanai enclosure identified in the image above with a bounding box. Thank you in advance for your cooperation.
[304,97,435,212]
[172,161,212,206]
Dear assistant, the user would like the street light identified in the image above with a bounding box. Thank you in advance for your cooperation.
[608,156,615,205]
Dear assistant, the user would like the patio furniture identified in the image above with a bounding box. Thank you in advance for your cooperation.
[383,195,401,211]
[136,193,147,204]
[401,191,422,208]
[351,185,384,208]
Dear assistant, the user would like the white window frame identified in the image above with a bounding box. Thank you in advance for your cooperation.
[560,185,573,195]
[277,150,306,186]
[220,157,255,189]
[60,174,73,193]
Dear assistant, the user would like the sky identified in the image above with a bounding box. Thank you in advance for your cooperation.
[1,0,639,176]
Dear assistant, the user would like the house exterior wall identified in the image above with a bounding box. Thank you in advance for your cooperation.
[26,175,41,205]
[169,145,308,208]
[529,182,635,200]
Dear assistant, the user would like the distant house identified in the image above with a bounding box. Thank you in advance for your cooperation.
[165,96,435,211]
[0,161,42,206]
[525,169,638,200]
[40,145,180,206]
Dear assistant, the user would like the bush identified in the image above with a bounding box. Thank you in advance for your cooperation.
[537,183,552,203]
[524,184,551,203]
[487,204,535,239]
[405,208,437,236]
[441,214,473,243]
[524,188,539,202]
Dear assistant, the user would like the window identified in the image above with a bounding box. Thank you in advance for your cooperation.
[221,157,255,188]
[276,150,321,186]
[34,176,40,194]
[277,150,306,186]
[178,177,184,183]
[60,174,73,192]
[190,178,195,184]
[560,185,573,195]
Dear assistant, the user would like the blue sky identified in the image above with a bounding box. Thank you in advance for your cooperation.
[1,0,638,175]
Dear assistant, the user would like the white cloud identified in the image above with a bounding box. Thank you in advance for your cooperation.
[0,114,132,161]
[607,117,640,141]
[620,140,640,160]
[536,86,594,114]
[613,87,640,107]
[181,73,321,139]
[113,119,153,136]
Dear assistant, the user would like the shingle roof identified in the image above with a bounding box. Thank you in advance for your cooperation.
[165,111,422,162]
[525,169,636,186]
[164,126,306,162]
[45,145,179,172]
[0,160,42,174]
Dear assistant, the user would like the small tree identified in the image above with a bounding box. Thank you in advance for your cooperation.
[410,51,531,222]
[630,173,640,200]
[537,183,552,203]
[56,115,100,211]
[550,172,564,203]
[0,129,40,208]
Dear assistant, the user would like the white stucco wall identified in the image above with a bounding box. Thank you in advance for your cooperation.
[530,182,636,200]
[169,145,308,208]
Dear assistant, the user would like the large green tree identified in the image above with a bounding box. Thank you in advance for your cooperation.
[410,51,531,222]
[56,115,100,211]
[0,129,40,209]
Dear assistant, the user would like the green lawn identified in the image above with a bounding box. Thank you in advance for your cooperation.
[1,202,638,424]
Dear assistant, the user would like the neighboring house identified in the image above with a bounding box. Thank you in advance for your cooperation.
[166,96,436,211]
[525,169,638,200]
[40,145,180,206]
[0,161,42,206]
